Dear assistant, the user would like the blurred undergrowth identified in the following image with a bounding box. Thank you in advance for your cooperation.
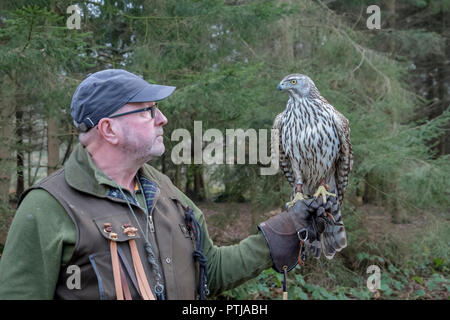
[215,204,449,300]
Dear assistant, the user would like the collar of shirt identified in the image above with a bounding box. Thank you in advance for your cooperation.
[107,175,158,213]
[65,144,161,212]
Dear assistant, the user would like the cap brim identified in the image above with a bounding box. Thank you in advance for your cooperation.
[128,84,176,103]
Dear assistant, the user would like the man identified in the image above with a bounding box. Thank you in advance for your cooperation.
[0,69,335,300]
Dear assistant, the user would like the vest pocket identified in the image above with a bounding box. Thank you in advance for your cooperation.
[88,247,145,300]
[88,250,132,300]
[89,215,144,299]
[89,253,106,300]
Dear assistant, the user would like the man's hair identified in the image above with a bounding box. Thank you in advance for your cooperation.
[79,128,97,147]
[77,104,133,147]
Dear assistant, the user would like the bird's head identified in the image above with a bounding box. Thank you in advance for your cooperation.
[277,74,316,98]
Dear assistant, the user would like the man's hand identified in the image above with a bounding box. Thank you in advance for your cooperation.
[258,194,338,273]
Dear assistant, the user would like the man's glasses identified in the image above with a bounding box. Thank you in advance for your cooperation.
[109,103,158,119]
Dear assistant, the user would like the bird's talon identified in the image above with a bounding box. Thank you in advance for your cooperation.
[286,192,306,209]
[313,186,336,204]
[326,212,335,222]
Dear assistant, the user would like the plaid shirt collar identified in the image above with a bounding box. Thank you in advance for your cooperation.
[108,175,158,212]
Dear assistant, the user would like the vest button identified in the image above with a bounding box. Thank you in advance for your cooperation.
[165,257,171,264]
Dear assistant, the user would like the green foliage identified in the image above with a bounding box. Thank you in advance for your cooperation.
[218,208,449,300]
[0,202,14,254]
[0,4,94,138]
[2,0,447,212]
[0,5,93,75]
[0,3,95,193]
[0,0,448,300]
[388,29,445,59]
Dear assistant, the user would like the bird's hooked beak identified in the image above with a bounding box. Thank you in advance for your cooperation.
[277,82,283,91]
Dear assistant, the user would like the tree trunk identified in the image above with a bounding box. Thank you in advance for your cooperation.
[437,8,449,155]
[385,0,396,56]
[15,106,24,199]
[185,164,193,199]
[61,124,75,166]
[277,0,294,63]
[174,164,182,190]
[184,164,205,201]
[436,59,448,156]
[362,172,377,204]
[0,82,15,204]
[47,118,60,175]
[193,165,205,201]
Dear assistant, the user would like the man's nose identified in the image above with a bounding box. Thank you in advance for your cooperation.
[155,108,168,126]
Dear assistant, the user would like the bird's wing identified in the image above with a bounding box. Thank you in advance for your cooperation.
[307,103,351,260]
[332,109,353,205]
[272,112,295,187]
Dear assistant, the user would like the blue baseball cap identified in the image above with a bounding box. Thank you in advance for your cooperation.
[71,69,176,132]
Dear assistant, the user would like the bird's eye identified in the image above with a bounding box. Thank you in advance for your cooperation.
[291,80,297,85]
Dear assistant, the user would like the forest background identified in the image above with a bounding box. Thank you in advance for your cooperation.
[0,0,448,300]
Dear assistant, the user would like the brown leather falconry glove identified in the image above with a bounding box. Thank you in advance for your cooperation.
[258,196,337,273]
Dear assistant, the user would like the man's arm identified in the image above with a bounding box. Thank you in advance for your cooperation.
[0,189,76,299]
[176,190,272,296]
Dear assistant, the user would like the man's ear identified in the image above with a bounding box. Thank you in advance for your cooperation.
[97,118,120,145]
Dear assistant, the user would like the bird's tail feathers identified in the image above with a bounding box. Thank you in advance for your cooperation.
[305,208,347,260]
[305,239,321,259]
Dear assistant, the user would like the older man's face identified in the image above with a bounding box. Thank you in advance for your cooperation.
[113,102,168,162]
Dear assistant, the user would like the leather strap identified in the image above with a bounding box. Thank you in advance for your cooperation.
[297,239,305,267]
[110,240,124,300]
[282,265,288,300]
[119,261,132,300]
[129,239,155,300]
[117,245,140,295]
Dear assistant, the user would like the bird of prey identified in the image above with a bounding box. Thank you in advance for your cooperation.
[272,74,353,259]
